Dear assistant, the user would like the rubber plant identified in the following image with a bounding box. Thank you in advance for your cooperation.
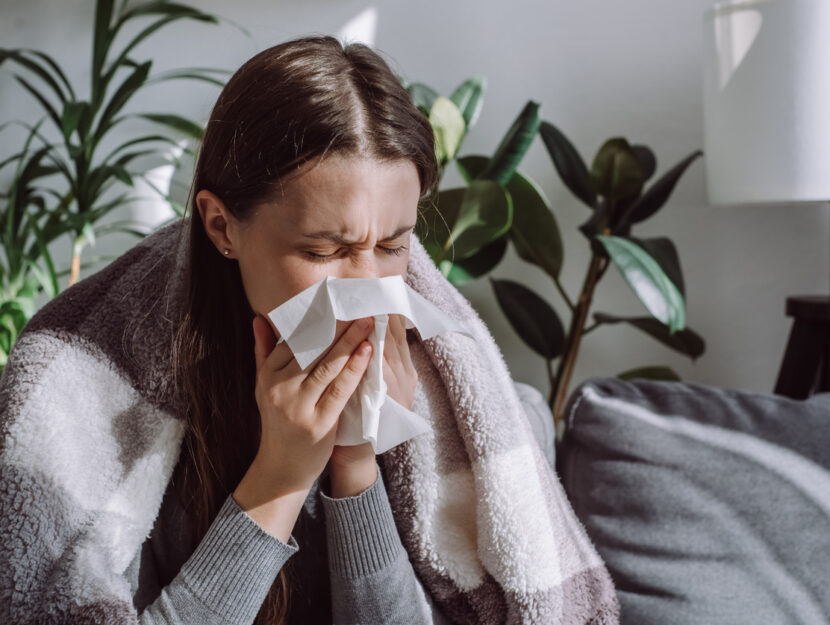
[0,0,229,288]
[404,77,705,432]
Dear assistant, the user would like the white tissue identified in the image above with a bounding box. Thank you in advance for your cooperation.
[267,274,472,453]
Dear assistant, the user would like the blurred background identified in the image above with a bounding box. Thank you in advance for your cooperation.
[1,0,825,403]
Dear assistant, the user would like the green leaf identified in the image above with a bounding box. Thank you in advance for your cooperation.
[590,137,644,202]
[0,49,68,104]
[60,101,88,142]
[449,180,512,260]
[629,236,685,297]
[458,154,562,280]
[14,74,61,129]
[596,234,686,333]
[538,121,596,209]
[93,0,116,87]
[449,77,485,130]
[429,97,466,165]
[491,278,565,359]
[442,236,507,285]
[144,67,228,88]
[135,113,204,139]
[617,366,681,382]
[631,145,657,182]
[476,101,540,186]
[406,82,439,116]
[623,150,703,226]
[95,60,152,141]
[593,312,705,360]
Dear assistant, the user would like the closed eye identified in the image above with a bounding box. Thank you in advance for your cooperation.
[304,245,408,263]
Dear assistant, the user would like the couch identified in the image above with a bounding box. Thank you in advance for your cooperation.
[555,377,830,624]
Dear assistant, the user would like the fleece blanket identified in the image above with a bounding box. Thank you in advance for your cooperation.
[0,218,619,624]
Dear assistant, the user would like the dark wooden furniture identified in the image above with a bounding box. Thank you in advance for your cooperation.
[774,295,830,399]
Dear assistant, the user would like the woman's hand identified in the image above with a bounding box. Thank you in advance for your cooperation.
[249,313,376,491]
[233,314,376,540]
[329,313,418,497]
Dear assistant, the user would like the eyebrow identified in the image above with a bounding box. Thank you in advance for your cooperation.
[301,223,416,244]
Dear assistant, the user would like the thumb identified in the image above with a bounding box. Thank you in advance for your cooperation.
[252,314,278,371]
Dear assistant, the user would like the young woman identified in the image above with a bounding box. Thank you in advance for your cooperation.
[0,34,619,625]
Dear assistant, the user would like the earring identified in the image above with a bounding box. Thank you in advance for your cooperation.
[223,249,230,256]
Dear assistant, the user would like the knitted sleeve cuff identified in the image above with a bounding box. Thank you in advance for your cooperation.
[176,493,299,623]
[319,466,406,580]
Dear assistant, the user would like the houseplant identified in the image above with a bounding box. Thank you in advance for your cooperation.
[404,77,705,430]
[0,0,230,372]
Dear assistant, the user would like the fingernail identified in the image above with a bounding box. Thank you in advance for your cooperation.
[359,317,372,329]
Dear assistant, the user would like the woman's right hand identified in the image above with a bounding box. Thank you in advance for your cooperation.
[250,313,376,494]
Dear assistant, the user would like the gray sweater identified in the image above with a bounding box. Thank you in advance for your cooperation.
[127,452,447,624]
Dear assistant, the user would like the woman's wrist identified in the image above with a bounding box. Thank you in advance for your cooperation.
[329,455,378,499]
[232,455,311,542]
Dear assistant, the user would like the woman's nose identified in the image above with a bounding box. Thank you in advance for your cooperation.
[335,251,381,280]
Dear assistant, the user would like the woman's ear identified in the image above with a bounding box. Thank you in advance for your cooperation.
[195,189,236,258]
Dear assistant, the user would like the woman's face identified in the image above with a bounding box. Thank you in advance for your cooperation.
[196,155,421,338]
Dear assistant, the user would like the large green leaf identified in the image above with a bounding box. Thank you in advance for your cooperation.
[620,150,703,227]
[593,312,705,359]
[458,154,562,280]
[449,180,512,260]
[476,100,540,186]
[618,366,681,382]
[449,77,485,130]
[417,183,512,265]
[629,236,685,297]
[429,97,466,165]
[491,277,565,359]
[538,121,596,209]
[631,145,657,182]
[590,138,644,202]
[596,234,686,333]
[442,236,507,285]
[406,82,439,117]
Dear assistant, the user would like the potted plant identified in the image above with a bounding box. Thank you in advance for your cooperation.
[0,0,232,374]
[404,77,705,431]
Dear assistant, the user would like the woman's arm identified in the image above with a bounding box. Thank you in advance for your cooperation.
[137,493,299,624]
[320,464,449,625]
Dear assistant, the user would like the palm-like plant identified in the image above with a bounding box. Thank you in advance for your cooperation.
[0,0,229,286]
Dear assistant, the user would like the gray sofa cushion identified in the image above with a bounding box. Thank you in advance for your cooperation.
[557,376,830,625]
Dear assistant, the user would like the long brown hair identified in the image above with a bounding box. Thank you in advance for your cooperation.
[171,35,438,624]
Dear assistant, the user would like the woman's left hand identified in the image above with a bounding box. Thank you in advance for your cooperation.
[328,314,418,497]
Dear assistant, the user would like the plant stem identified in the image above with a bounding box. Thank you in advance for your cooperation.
[548,253,607,427]
[69,252,80,287]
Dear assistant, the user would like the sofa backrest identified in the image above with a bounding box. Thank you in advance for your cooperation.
[558,376,830,625]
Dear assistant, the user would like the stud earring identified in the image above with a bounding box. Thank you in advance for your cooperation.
[223,249,230,256]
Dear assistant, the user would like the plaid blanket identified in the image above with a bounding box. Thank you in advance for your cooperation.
[0,219,619,623]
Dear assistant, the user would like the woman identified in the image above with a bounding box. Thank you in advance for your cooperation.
[0,35,619,624]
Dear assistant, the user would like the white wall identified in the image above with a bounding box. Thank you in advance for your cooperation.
[1,0,825,400]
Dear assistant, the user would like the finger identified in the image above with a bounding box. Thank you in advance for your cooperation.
[253,315,277,371]
[300,316,375,396]
[255,315,298,373]
[316,340,373,419]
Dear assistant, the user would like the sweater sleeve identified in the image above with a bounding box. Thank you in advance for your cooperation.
[138,493,298,625]
[319,466,448,625]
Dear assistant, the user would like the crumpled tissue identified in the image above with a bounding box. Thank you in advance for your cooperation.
[267,274,473,453]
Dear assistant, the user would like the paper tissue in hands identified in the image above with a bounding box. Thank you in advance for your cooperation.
[267,274,473,453]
